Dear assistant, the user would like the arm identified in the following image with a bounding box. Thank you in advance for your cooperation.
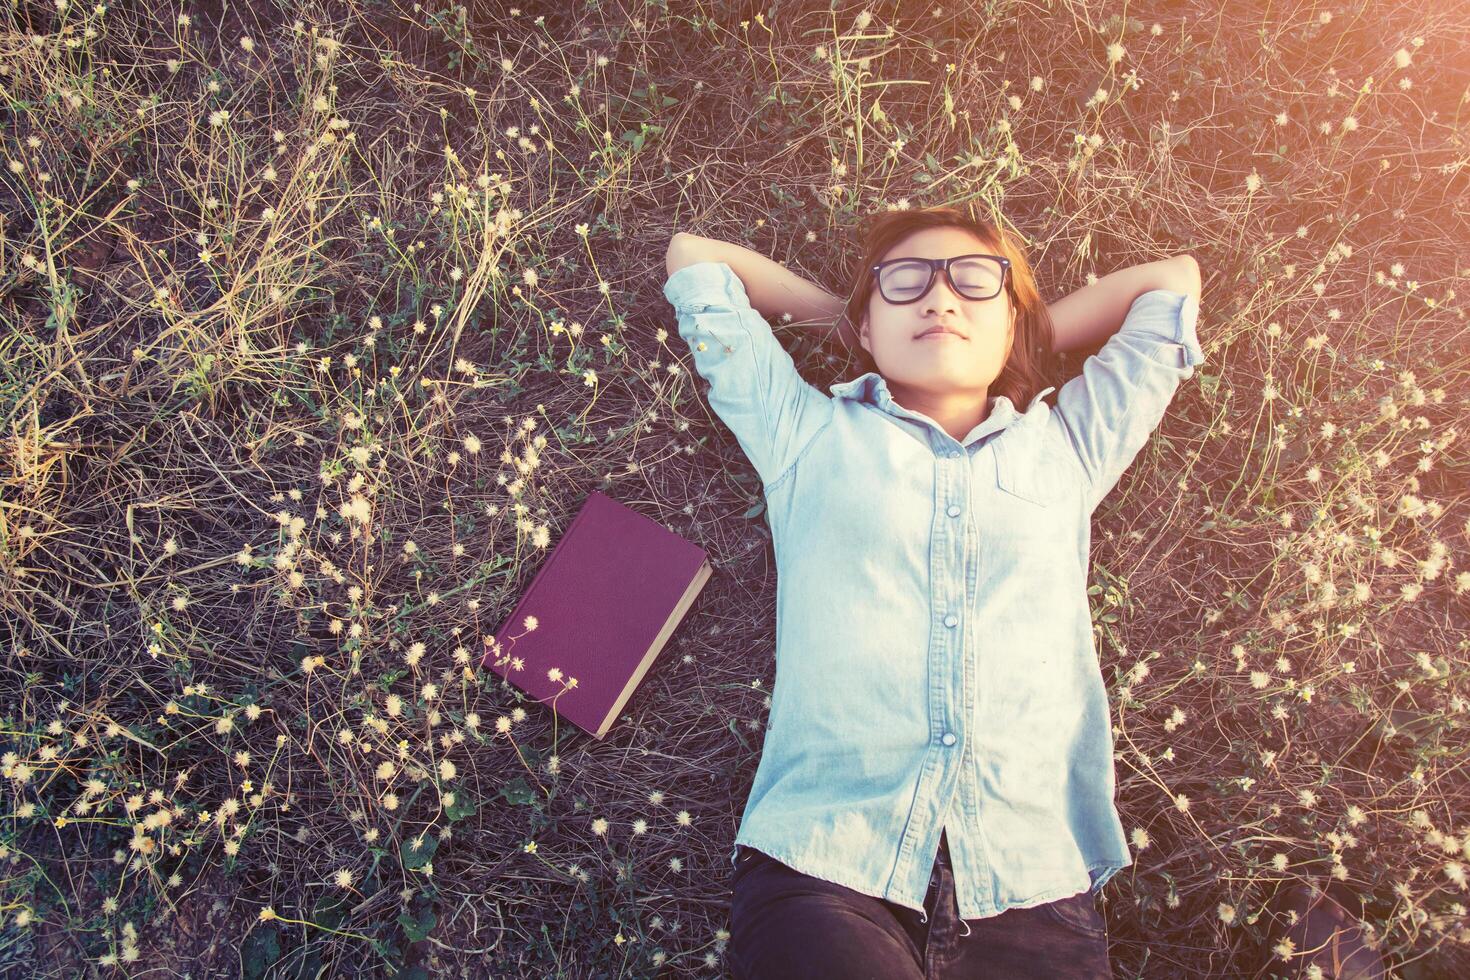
[666,233,856,350]
[1051,279,1205,513]
[1045,255,1201,354]
[660,257,835,490]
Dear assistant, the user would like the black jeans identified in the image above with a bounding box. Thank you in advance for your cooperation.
[727,830,1111,979]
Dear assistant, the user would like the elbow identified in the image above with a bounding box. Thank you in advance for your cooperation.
[1152,252,1199,299]
[1166,254,1202,298]
[666,232,708,278]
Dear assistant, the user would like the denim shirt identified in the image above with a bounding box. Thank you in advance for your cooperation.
[662,261,1204,920]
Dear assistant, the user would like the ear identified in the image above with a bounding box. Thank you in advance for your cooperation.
[857,313,870,354]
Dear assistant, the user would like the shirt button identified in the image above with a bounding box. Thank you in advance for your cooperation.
[947,504,961,517]
[944,613,958,628]
[942,732,957,746]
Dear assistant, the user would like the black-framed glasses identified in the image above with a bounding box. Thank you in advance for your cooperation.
[870,253,1011,304]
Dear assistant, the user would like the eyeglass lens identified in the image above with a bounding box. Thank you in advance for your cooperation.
[879,257,1003,302]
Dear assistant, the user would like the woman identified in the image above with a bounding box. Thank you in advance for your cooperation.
[662,206,1202,979]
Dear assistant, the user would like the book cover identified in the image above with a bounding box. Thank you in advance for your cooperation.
[480,490,713,739]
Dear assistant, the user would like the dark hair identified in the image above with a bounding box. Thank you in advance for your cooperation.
[839,206,1056,409]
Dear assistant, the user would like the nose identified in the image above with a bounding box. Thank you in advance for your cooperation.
[922,276,963,311]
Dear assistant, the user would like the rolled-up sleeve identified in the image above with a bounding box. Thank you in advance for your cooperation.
[1052,288,1205,512]
[662,261,832,491]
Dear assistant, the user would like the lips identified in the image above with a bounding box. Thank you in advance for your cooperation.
[915,325,967,340]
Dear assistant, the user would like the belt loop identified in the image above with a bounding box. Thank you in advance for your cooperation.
[959,919,971,937]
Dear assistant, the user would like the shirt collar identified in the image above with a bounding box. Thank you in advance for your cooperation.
[828,372,1057,443]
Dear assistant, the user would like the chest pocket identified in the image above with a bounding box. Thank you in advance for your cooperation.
[993,435,1065,507]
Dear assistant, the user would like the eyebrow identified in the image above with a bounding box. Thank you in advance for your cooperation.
[881,253,993,262]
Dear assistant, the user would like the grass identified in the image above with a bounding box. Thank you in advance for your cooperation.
[0,0,1468,976]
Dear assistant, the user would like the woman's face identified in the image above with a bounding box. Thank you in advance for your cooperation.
[857,227,1017,399]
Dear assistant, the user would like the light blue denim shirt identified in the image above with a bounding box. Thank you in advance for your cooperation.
[662,261,1204,920]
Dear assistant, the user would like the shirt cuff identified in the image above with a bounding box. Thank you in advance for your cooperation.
[663,261,753,315]
[1120,288,1205,368]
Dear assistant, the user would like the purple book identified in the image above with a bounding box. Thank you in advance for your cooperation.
[480,491,713,739]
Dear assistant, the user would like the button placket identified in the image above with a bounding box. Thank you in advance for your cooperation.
[921,440,968,918]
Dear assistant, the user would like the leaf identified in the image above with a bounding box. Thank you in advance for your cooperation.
[1374,708,1441,744]
[312,894,347,931]
[499,776,538,806]
[401,833,439,871]
[1397,960,1438,980]
[445,792,477,823]
[396,907,437,943]
[743,500,766,519]
[242,924,281,979]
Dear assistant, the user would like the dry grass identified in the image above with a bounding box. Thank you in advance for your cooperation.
[1,0,1468,976]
